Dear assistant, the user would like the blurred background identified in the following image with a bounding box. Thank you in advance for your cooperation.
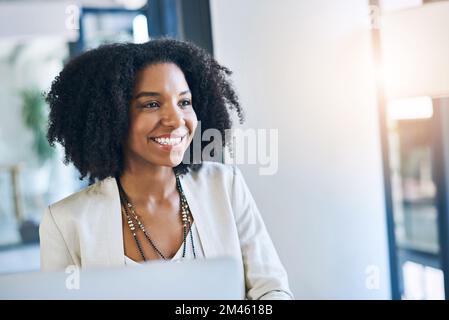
[0,0,449,300]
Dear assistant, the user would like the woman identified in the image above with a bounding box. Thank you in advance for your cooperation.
[40,39,293,300]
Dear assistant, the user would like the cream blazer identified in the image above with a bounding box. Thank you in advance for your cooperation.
[39,161,293,300]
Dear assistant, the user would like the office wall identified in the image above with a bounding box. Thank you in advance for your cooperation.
[0,1,74,39]
[0,4,79,230]
[210,0,390,299]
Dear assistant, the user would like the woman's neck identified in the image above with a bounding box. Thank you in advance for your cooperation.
[118,162,177,206]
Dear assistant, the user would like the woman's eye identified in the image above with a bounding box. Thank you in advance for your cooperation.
[143,101,159,109]
[179,99,192,108]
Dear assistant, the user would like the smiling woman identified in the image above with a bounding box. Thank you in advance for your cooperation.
[40,39,293,300]
[126,63,196,169]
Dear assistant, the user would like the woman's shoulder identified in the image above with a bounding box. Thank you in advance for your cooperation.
[187,161,240,183]
[183,162,248,200]
[195,160,235,174]
[48,177,116,216]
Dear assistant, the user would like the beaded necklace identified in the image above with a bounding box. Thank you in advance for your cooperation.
[116,172,196,261]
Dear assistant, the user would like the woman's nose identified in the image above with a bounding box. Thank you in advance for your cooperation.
[161,102,184,128]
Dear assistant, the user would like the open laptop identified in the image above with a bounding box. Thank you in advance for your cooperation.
[0,257,244,300]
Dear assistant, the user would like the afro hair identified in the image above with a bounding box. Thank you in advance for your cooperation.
[46,38,244,183]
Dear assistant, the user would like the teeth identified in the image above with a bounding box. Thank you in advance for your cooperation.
[152,136,183,145]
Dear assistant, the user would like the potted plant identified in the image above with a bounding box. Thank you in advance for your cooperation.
[20,88,55,165]
[18,88,55,243]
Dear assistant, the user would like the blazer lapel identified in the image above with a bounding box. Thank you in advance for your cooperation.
[179,172,217,259]
[92,177,125,267]
[92,172,218,266]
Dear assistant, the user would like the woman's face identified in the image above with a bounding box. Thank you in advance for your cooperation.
[124,63,198,169]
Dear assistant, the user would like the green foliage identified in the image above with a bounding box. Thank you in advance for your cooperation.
[20,89,54,164]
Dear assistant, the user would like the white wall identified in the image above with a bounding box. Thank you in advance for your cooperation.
[0,1,76,40]
[0,36,78,224]
[210,0,391,299]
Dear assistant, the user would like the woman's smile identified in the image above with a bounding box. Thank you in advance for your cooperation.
[148,133,188,151]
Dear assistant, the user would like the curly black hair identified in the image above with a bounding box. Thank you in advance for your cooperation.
[46,38,244,183]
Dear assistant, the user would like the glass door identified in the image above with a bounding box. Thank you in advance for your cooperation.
[386,97,447,299]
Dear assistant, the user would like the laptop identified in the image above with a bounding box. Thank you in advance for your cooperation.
[0,257,244,300]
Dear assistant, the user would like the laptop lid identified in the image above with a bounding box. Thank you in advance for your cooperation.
[0,257,244,300]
